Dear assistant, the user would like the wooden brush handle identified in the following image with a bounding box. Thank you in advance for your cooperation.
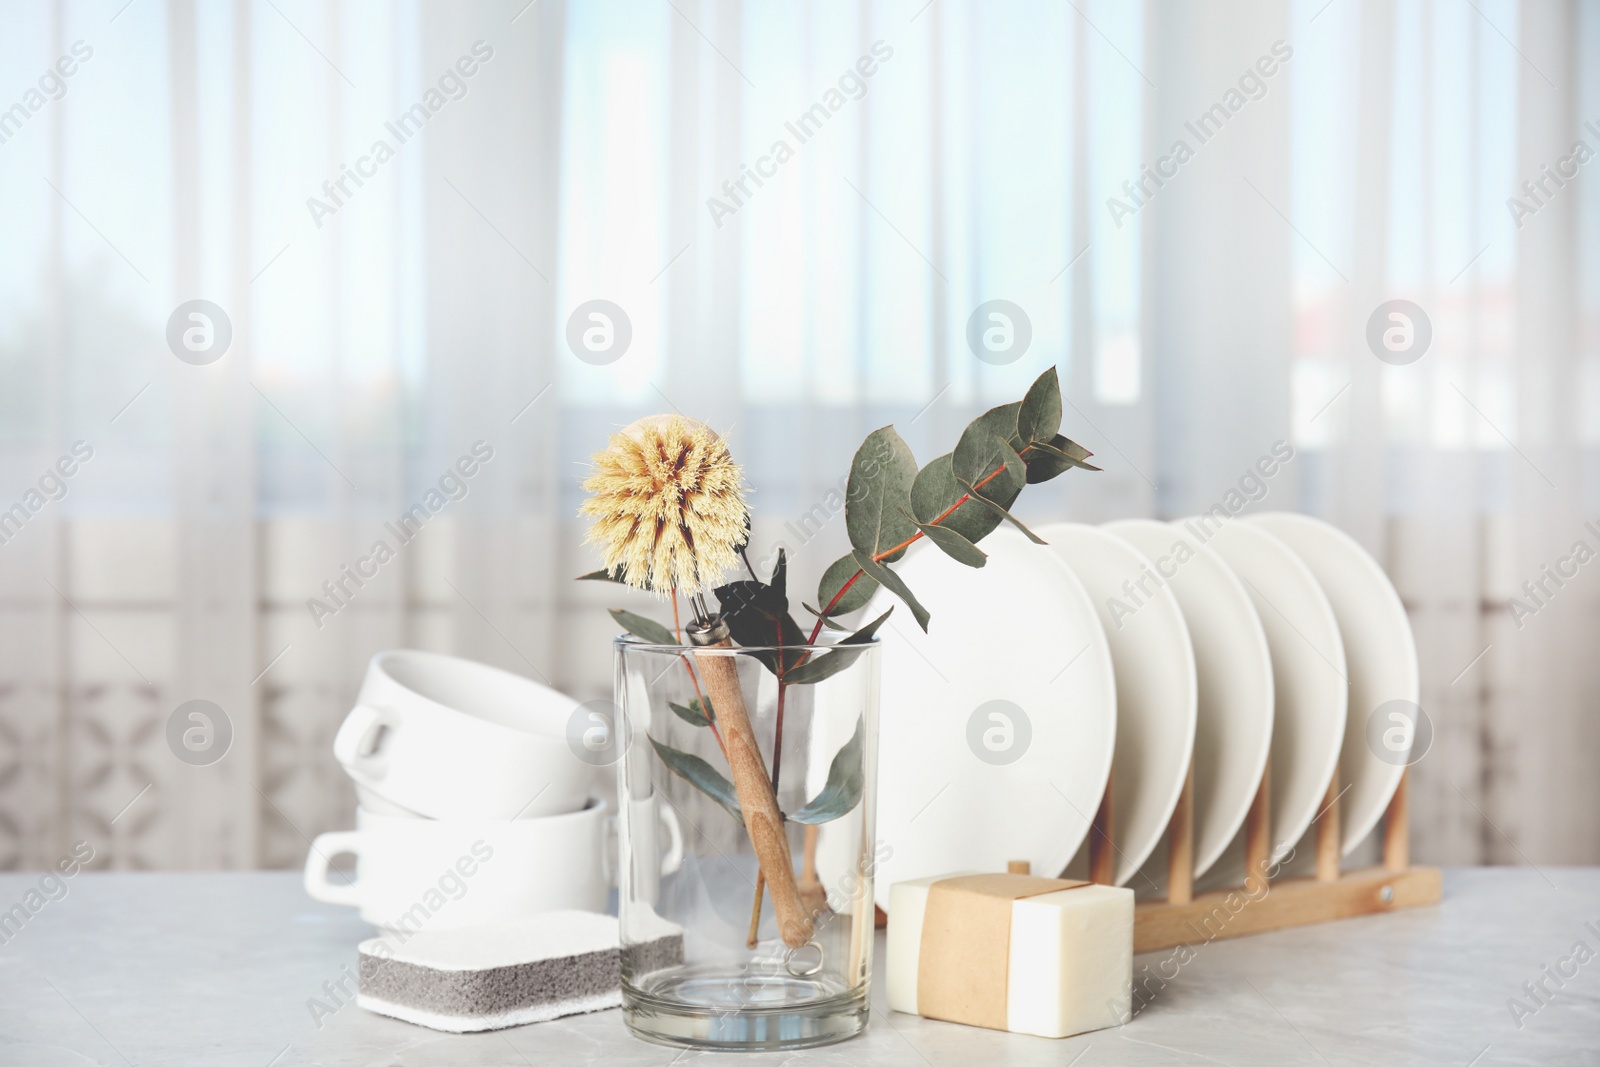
[693,636,812,947]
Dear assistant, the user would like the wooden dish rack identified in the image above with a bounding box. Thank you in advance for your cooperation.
[870,759,1440,949]
[1095,758,1441,953]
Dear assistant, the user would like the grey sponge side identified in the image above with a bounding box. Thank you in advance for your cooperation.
[355,912,684,1033]
[622,933,685,981]
[361,944,621,1020]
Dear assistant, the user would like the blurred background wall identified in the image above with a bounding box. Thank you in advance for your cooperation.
[0,0,1596,871]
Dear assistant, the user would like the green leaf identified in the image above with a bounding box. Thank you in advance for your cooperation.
[844,426,920,564]
[956,477,1047,544]
[668,696,715,727]
[906,511,987,568]
[816,554,879,618]
[769,547,787,602]
[803,603,850,631]
[578,567,629,584]
[909,453,1012,545]
[974,401,1024,452]
[1037,434,1095,465]
[788,718,866,825]
[610,608,677,645]
[952,424,1026,492]
[854,549,930,631]
[649,738,742,821]
[713,578,809,676]
[1024,434,1100,483]
[1017,366,1063,444]
[784,609,892,685]
[952,428,1032,548]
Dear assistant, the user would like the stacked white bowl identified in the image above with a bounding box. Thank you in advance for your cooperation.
[303,651,625,931]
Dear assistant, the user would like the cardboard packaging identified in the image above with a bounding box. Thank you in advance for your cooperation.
[886,872,1133,1039]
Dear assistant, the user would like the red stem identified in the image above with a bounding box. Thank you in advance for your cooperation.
[771,678,788,789]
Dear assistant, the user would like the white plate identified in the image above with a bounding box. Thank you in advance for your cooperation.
[1246,513,1419,854]
[1199,519,1347,864]
[1038,523,1198,886]
[1103,519,1274,879]
[870,529,1116,911]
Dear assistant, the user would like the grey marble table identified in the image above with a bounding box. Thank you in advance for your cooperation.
[0,868,1595,1066]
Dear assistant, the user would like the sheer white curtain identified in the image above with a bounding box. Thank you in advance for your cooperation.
[0,0,1593,871]
[1148,0,1600,865]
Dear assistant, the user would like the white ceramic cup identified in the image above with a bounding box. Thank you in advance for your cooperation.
[335,650,591,820]
[353,785,425,818]
[303,800,682,930]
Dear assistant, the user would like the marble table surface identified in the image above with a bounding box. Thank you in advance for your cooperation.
[0,868,1595,1066]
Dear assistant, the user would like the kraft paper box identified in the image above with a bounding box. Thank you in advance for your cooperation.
[886,872,1133,1039]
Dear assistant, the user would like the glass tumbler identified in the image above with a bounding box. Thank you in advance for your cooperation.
[613,634,881,1052]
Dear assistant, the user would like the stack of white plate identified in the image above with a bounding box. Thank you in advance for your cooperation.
[854,512,1419,910]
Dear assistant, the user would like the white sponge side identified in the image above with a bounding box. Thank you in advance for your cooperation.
[366,912,620,970]
[355,989,622,1034]
[357,912,685,1033]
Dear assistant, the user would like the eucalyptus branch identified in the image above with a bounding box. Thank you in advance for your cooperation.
[803,366,1098,638]
[802,448,1034,647]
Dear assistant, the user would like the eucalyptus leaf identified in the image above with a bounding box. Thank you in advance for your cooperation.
[816,553,879,618]
[905,510,987,568]
[713,578,809,676]
[1024,434,1100,483]
[668,696,715,727]
[783,609,892,686]
[844,426,919,564]
[854,549,930,631]
[788,718,866,825]
[649,738,742,821]
[1017,366,1063,444]
[952,426,1026,499]
[1035,434,1095,464]
[974,401,1024,452]
[610,608,677,645]
[769,547,787,601]
[909,453,1011,545]
[578,567,629,584]
[955,478,1048,544]
[803,603,850,631]
[711,578,774,620]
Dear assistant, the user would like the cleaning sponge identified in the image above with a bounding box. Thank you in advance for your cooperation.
[356,911,682,1033]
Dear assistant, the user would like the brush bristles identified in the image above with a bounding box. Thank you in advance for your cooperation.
[579,415,749,596]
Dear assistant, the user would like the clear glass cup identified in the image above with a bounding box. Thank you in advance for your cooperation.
[613,634,881,1052]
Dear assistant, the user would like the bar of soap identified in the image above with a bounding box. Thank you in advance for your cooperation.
[887,873,1133,1039]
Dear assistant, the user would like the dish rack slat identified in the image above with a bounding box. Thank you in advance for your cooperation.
[1088,761,1440,954]
[867,764,1438,947]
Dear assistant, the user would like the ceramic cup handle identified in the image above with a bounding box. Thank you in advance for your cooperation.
[657,804,684,876]
[332,704,396,781]
[303,831,363,907]
[606,801,683,887]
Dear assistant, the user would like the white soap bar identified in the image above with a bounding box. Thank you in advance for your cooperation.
[887,874,1133,1039]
